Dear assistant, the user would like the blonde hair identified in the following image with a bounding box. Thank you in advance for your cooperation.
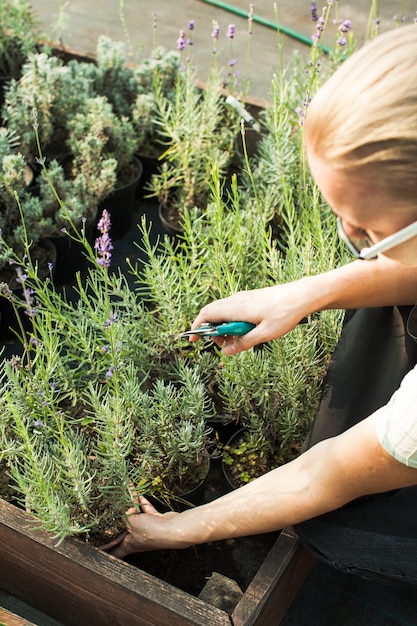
[305,24,417,203]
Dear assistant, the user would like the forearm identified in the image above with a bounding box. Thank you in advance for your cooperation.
[157,451,327,548]
[191,256,417,355]
[114,418,417,556]
[154,416,417,550]
[304,256,417,314]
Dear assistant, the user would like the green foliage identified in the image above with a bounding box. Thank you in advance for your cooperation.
[67,95,137,178]
[2,53,93,160]
[0,2,361,540]
[145,63,241,216]
[0,0,39,77]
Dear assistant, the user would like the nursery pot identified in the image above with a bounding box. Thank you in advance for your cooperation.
[98,156,143,241]
[158,202,183,238]
[222,428,286,490]
[221,428,250,490]
[207,415,243,446]
[148,452,211,514]
[0,76,10,123]
[172,454,211,511]
[135,153,162,199]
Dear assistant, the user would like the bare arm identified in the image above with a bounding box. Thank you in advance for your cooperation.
[109,415,417,556]
[191,256,417,354]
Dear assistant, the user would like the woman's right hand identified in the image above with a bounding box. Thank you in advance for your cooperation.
[190,281,313,355]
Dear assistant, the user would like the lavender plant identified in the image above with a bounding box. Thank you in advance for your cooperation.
[0,129,54,276]
[133,367,213,501]
[0,4,370,542]
[2,52,93,162]
[0,203,216,543]
[0,0,39,79]
[67,95,138,187]
[145,21,242,229]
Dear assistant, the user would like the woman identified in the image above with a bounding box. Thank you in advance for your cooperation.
[111,25,417,585]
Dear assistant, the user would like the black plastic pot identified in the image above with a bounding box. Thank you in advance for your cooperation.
[157,202,183,238]
[98,156,143,241]
[147,453,211,513]
[135,153,162,199]
[221,428,249,490]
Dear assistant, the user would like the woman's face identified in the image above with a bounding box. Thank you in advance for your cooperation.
[307,148,417,266]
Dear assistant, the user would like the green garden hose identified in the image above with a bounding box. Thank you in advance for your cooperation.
[198,0,330,52]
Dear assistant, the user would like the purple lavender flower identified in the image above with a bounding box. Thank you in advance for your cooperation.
[177,30,186,51]
[15,269,28,284]
[227,23,236,39]
[24,294,38,317]
[212,20,220,40]
[34,420,44,428]
[228,58,237,67]
[96,208,111,234]
[312,15,325,42]
[103,312,118,328]
[101,345,110,354]
[96,233,113,268]
[15,269,38,317]
[248,4,254,35]
[94,209,113,269]
[336,19,351,46]
[296,90,311,126]
[105,366,115,379]
[339,19,351,33]
[311,2,318,21]
[152,13,157,28]
[188,19,195,30]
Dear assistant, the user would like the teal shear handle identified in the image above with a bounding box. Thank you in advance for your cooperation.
[209,321,255,336]
[171,321,256,339]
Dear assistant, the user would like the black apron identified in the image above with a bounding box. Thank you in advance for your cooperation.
[301,305,417,537]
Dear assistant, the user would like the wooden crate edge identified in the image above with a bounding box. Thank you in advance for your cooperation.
[0,499,230,626]
[231,528,315,626]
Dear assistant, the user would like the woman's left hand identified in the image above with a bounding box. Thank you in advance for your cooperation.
[107,496,180,558]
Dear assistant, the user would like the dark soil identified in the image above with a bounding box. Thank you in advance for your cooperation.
[124,458,279,596]
[0,461,19,503]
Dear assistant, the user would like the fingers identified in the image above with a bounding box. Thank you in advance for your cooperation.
[191,300,227,331]
[221,335,253,355]
[136,495,161,516]
[107,533,136,559]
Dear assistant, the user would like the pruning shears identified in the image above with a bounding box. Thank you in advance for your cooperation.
[171,321,256,339]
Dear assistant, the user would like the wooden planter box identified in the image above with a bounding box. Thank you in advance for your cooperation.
[0,499,314,625]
